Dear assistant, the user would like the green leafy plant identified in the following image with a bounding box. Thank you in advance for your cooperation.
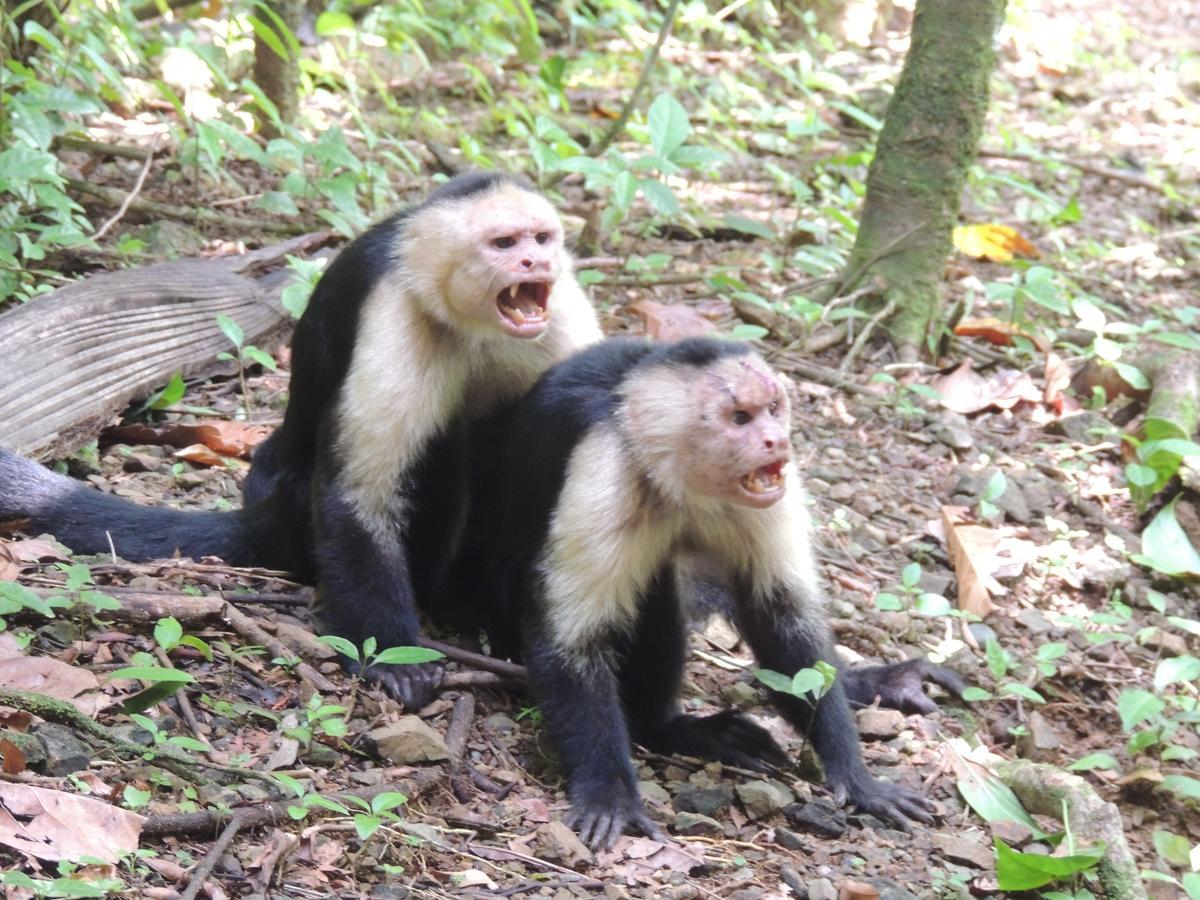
[874,561,952,617]
[317,634,445,671]
[215,313,276,416]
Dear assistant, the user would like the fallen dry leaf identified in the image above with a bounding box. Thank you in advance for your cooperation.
[0,783,143,863]
[0,537,70,565]
[931,360,1042,415]
[1043,351,1072,409]
[104,421,272,459]
[0,542,18,581]
[0,738,26,775]
[174,443,234,468]
[0,656,110,716]
[629,299,716,341]
[955,317,1050,352]
[941,506,1000,618]
[952,223,1039,262]
[839,878,881,900]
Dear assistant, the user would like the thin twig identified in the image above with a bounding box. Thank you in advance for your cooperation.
[94,134,162,240]
[839,295,897,373]
[589,0,684,158]
[420,638,528,682]
[179,811,244,900]
[222,603,338,693]
[978,147,1160,191]
[154,647,212,750]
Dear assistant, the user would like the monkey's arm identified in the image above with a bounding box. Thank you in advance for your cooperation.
[737,590,935,826]
[310,478,442,709]
[523,620,666,851]
[840,658,966,715]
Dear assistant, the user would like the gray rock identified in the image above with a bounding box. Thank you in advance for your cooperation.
[1016,711,1061,761]
[721,681,759,708]
[639,780,671,804]
[533,821,592,867]
[736,779,793,819]
[929,412,974,450]
[673,811,723,836]
[782,800,847,838]
[967,621,997,644]
[932,831,993,869]
[806,878,838,900]
[482,713,518,734]
[367,717,449,764]
[122,452,163,473]
[1045,411,1111,444]
[778,866,806,897]
[773,826,805,851]
[1015,607,1053,634]
[856,707,905,740]
[673,784,734,817]
[33,723,90,776]
[990,819,1034,847]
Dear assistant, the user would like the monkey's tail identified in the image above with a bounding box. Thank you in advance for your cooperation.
[0,448,279,568]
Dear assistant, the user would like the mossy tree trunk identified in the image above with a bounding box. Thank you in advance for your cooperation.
[252,0,304,137]
[841,0,1006,360]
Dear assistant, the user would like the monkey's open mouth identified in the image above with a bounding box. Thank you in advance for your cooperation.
[740,460,785,498]
[498,281,552,336]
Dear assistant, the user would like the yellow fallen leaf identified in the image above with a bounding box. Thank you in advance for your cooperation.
[942,506,999,618]
[953,223,1039,262]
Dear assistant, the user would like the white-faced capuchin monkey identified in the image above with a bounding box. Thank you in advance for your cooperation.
[475,337,962,849]
[0,172,602,708]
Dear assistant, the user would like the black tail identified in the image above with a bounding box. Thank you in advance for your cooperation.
[0,449,296,569]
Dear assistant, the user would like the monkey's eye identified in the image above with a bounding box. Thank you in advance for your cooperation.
[535,232,550,245]
[732,410,752,426]
[492,236,516,249]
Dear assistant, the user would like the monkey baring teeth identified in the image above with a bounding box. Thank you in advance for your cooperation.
[497,280,552,336]
[471,336,959,850]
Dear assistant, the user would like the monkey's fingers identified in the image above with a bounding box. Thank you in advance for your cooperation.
[365,661,445,710]
[850,779,936,827]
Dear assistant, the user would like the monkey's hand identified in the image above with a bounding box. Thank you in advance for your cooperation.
[647,710,789,773]
[565,789,669,851]
[841,658,965,715]
[359,661,445,710]
[831,770,936,827]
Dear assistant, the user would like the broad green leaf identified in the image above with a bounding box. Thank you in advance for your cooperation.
[149,372,186,410]
[1161,775,1200,800]
[999,683,1045,703]
[1067,752,1119,772]
[994,838,1103,891]
[721,214,774,240]
[874,592,903,611]
[754,668,793,694]
[984,471,1007,501]
[0,582,55,617]
[1112,361,1150,390]
[901,562,921,588]
[914,593,951,617]
[611,170,636,212]
[1152,332,1200,351]
[315,10,355,35]
[726,324,768,341]
[216,314,243,349]
[1154,655,1200,692]
[955,770,1045,837]
[1183,873,1200,900]
[638,178,678,216]
[371,791,409,814]
[961,687,993,701]
[371,646,444,666]
[318,634,359,661]
[243,346,278,371]
[647,94,690,158]
[155,617,183,652]
[255,191,300,216]
[1153,830,1192,867]
[790,668,825,698]
[1071,296,1106,335]
[1132,497,1200,576]
[354,813,382,841]
[108,666,194,684]
[985,638,1008,679]
[274,772,307,797]
[1125,463,1159,487]
[1117,689,1164,730]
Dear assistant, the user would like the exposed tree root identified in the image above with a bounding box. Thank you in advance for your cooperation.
[999,760,1147,900]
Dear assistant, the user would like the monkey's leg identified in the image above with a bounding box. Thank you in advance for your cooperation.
[523,617,665,851]
[736,590,935,825]
[310,479,442,710]
[623,571,789,772]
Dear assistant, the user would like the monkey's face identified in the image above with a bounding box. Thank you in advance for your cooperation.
[446,187,565,339]
[685,358,792,509]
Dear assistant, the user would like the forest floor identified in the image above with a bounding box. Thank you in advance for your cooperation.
[1,0,1198,898]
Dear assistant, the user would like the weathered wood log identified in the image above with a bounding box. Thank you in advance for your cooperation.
[0,260,289,461]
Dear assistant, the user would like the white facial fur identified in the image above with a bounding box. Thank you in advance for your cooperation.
[618,353,792,509]
[401,183,566,340]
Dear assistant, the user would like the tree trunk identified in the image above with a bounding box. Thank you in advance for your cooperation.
[841,0,1006,360]
[252,0,304,137]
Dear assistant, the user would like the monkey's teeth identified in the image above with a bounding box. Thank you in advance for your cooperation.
[508,305,527,325]
[508,284,519,302]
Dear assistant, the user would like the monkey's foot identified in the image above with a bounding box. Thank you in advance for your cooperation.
[831,770,936,826]
[352,660,444,710]
[565,789,668,851]
[841,658,966,716]
[643,710,790,773]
